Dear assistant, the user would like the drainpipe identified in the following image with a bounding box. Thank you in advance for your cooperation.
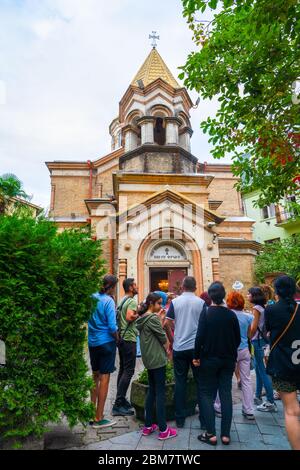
[87,160,93,198]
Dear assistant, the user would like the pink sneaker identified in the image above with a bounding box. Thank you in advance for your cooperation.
[142,424,158,436]
[158,427,177,440]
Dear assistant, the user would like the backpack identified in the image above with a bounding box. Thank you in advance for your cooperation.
[255,306,270,344]
[257,322,270,344]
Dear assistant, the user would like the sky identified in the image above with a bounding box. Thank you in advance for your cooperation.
[0,0,224,209]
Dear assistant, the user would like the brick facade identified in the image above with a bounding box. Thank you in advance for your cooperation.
[45,48,260,299]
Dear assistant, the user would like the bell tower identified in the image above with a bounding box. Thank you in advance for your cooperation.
[109,37,197,174]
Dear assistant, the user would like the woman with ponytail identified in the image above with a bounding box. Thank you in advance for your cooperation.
[137,293,177,441]
[248,286,276,412]
[265,275,300,450]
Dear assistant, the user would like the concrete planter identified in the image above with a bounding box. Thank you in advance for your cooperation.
[130,376,198,421]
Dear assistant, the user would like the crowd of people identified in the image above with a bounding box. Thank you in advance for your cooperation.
[87,274,300,449]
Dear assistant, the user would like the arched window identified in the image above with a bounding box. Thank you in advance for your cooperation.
[154,117,166,145]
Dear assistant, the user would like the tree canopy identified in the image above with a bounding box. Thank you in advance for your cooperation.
[0,174,30,214]
[181,0,300,207]
[255,234,300,284]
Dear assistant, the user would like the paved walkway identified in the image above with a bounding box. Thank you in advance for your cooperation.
[42,355,292,451]
[43,358,145,450]
[77,400,290,451]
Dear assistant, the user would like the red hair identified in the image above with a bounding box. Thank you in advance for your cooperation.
[226,291,245,310]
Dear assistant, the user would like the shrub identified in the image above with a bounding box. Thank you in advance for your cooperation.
[0,214,105,439]
[255,234,300,283]
[137,362,175,385]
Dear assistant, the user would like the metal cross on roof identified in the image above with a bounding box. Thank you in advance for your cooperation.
[149,31,160,49]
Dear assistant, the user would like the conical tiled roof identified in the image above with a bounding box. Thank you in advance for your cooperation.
[131,48,181,89]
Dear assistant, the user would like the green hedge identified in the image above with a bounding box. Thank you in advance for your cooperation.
[137,362,175,385]
[255,234,300,284]
[0,215,105,439]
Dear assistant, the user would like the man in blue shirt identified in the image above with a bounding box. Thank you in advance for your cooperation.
[88,275,119,429]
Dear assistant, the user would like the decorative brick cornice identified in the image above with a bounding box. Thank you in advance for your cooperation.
[219,237,261,252]
[119,144,199,166]
[136,116,156,126]
[164,117,183,126]
[114,172,214,192]
[45,147,124,173]
[85,198,117,215]
[179,126,193,137]
[122,124,140,136]
[203,163,233,173]
[208,200,223,211]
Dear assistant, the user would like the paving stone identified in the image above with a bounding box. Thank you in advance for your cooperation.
[80,440,113,450]
[262,435,290,449]
[228,431,239,443]
[265,445,289,451]
[137,438,164,450]
[240,442,268,450]
[216,442,242,450]
[190,416,203,429]
[184,416,193,429]
[272,415,285,426]
[163,429,190,450]
[96,430,117,436]
[253,413,277,425]
[189,429,216,450]
[235,423,263,444]
[109,444,137,451]
[256,423,285,436]
[108,431,141,447]
[235,422,261,434]
[70,425,86,435]
[233,414,257,425]
[136,445,164,450]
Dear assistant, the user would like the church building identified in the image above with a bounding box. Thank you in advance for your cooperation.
[46,42,260,299]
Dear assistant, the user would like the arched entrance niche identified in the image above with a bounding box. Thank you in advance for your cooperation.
[137,228,203,299]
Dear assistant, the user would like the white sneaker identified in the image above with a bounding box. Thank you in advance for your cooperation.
[257,401,277,413]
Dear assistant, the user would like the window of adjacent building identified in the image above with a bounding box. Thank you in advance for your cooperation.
[287,195,297,204]
[265,237,280,244]
[261,204,276,219]
[285,195,299,218]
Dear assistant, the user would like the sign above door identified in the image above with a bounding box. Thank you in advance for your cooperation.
[149,244,187,261]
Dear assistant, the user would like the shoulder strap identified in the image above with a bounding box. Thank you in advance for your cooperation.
[270,303,299,353]
[119,297,135,339]
[117,296,129,312]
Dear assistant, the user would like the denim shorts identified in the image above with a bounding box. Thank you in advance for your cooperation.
[89,341,116,374]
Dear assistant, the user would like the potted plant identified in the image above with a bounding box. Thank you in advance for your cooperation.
[130,362,198,421]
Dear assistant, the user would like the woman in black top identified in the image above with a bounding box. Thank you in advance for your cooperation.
[265,275,300,450]
[193,282,241,446]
